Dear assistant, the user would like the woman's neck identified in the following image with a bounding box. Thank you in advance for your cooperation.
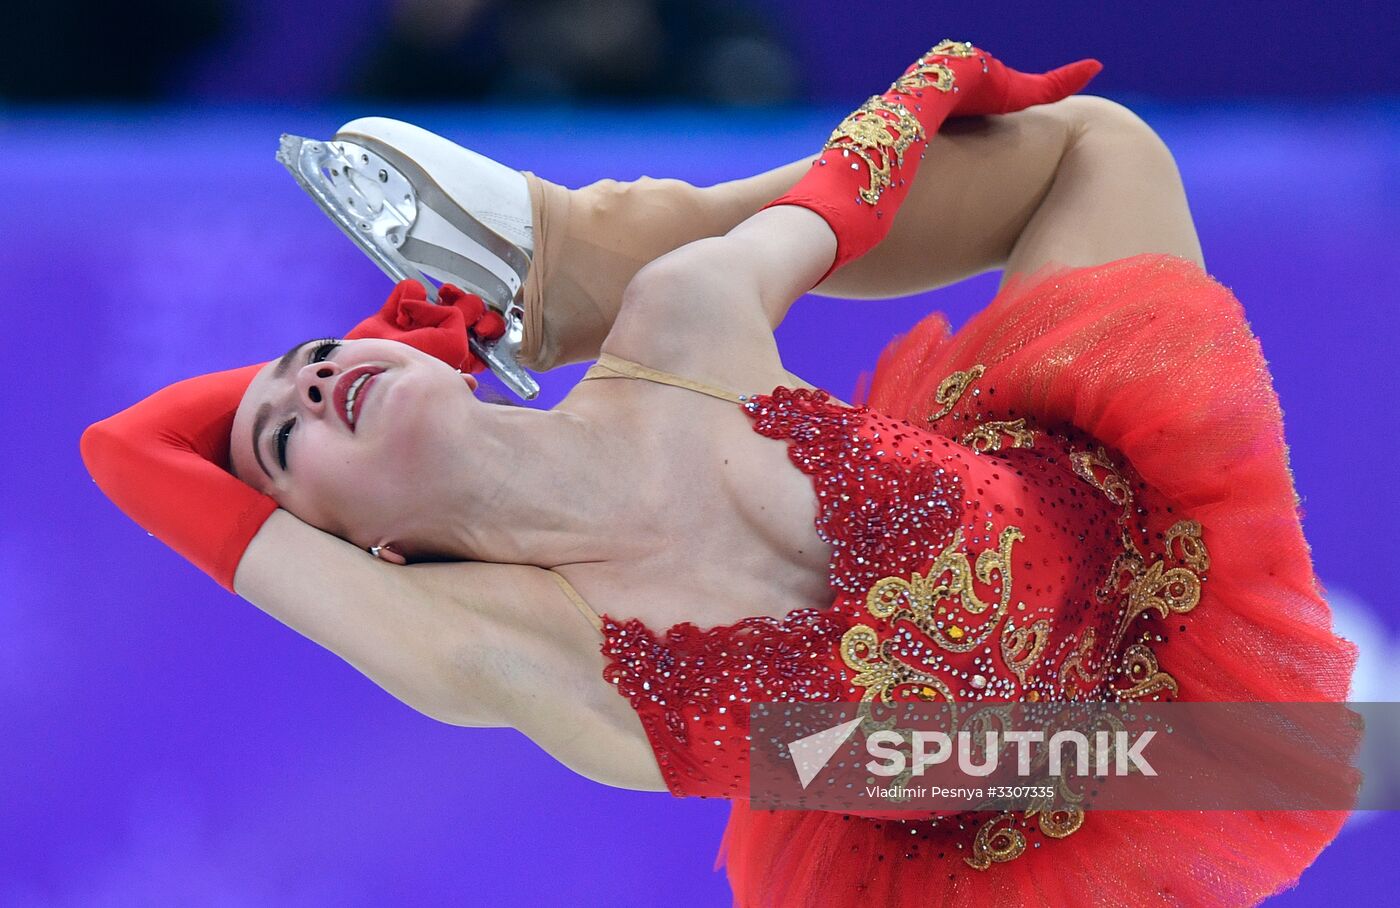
[415,400,653,567]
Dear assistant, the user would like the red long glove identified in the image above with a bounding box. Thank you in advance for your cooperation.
[765,40,1102,281]
[80,365,279,592]
[80,280,499,592]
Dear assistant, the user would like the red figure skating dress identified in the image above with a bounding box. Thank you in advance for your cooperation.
[77,38,1355,906]
[551,252,1356,907]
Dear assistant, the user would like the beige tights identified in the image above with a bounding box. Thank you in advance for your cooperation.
[517,106,1081,372]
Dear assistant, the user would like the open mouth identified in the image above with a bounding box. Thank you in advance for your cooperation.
[333,365,384,431]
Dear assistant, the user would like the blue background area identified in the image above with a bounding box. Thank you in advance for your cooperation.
[3,102,1397,905]
[160,2,1400,103]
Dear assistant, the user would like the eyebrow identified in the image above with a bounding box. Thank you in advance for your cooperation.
[250,339,318,481]
[272,338,314,379]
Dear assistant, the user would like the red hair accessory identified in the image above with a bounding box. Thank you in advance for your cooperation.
[346,279,505,374]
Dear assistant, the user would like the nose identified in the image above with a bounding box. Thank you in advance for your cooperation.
[294,359,341,412]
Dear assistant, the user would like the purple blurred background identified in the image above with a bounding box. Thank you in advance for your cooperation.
[4,1,1398,905]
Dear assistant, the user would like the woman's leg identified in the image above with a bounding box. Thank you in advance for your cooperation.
[520,97,1198,369]
[521,102,1081,370]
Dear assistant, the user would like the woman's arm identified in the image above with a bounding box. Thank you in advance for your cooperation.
[233,511,516,726]
[525,92,1198,370]
[539,44,1103,372]
[596,204,833,385]
[237,520,668,788]
[600,43,1102,377]
[603,97,1202,382]
[79,353,563,731]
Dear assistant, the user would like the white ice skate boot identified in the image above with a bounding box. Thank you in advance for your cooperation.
[277,118,538,399]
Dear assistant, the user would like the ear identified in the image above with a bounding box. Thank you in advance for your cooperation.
[376,544,408,565]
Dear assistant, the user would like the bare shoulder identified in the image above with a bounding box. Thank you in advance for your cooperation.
[600,236,789,392]
[600,205,838,390]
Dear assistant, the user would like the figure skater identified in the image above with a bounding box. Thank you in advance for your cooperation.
[81,41,1355,907]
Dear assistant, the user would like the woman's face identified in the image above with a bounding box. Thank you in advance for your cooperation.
[229,336,479,548]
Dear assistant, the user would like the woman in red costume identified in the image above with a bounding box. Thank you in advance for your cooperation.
[81,41,1356,907]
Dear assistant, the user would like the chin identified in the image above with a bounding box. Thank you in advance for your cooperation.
[378,392,468,471]
[373,365,460,430]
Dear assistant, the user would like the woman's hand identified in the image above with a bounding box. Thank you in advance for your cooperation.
[890,39,1102,119]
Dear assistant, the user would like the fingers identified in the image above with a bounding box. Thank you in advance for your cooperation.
[1047,58,1104,101]
[1003,58,1104,109]
[1008,58,1103,109]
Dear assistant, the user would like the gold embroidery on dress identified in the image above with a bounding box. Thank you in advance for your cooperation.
[927,364,986,422]
[966,746,1091,869]
[1000,619,1051,686]
[839,625,956,705]
[835,420,1212,870]
[895,435,1208,870]
[965,800,1085,870]
[1113,643,1179,700]
[823,96,925,205]
[1033,803,1086,839]
[1070,442,1209,695]
[840,526,1022,702]
[1070,446,1133,517]
[975,440,1206,866]
[1166,518,1210,572]
[863,527,1023,652]
[962,703,1016,743]
[966,813,1026,869]
[1058,628,1098,699]
[1106,521,1204,650]
[962,417,1036,453]
[1030,769,1090,835]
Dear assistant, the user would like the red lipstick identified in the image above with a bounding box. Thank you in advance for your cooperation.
[333,365,384,431]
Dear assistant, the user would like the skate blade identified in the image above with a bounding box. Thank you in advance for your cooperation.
[276,134,539,400]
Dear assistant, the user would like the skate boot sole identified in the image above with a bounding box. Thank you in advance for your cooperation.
[276,132,539,399]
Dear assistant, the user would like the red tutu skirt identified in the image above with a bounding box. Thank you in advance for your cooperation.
[717,254,1357,907]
